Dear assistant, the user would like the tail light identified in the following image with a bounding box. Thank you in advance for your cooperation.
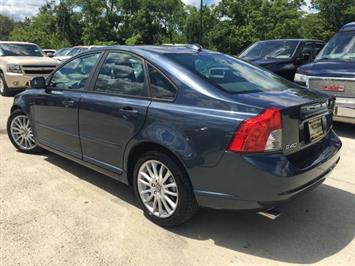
[228,108,282,153]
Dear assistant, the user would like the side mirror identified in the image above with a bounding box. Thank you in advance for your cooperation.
[47,52,54,58]
[30,77,46,89]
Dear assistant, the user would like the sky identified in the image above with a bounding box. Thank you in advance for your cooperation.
[0,0,311,21]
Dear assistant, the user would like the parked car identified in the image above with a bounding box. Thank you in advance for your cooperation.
[240,39,325,80]
[42,49,56,57]
[0,41,58,96]
[294,22,355,124]
[7,45,341,226]
[52,47,72,62]
[56,46,103,62]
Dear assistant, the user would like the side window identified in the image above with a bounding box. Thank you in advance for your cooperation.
[148,65,176,101]
[301,42,314,62]
[50,53,100,90]
[94,52,146,97]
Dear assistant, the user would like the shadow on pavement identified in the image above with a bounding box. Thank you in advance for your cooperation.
[45,153,137,207]
[44,153,354,264]
[333,122,355,139]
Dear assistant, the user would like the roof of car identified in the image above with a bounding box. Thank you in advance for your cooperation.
[91,44,217,56]
[256,39,324,43]
[0,41,36,45]
[340,22,355,31]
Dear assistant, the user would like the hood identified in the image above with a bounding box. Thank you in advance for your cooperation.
[1,56,58,66]
[298,59,355,78]
[231,87,328,109]
[244,57,293,67]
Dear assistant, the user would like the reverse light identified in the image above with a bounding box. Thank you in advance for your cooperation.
[228,108,282,153]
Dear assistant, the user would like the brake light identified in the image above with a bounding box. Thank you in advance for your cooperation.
[228,108,282,153]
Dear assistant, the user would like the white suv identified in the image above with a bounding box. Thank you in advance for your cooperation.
[0,41,58,96]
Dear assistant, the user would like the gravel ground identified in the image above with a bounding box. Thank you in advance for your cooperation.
[0,95,354,266]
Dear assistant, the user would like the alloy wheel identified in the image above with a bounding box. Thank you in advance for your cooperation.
[10,115,37,150]
[137,160,179,218]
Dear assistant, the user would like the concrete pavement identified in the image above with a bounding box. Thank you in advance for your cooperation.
[0,96,354,265]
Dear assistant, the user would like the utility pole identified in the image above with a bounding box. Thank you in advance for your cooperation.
[199,0,203,45]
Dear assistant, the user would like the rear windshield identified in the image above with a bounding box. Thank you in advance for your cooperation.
[0,44,44,57]
[166,53,294,94]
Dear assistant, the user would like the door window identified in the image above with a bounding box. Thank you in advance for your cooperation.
[50,53,100,90]
[148,65,176,100]
[94,52,147,97]
[301,43,314,62]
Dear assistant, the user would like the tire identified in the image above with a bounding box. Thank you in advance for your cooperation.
[0,73,11,96]
[133,151,198,227]
[7,110,44,154]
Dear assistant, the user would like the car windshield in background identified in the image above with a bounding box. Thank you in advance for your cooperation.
[240,41,299,60]
[316,32,355,60]
[166,53,294,94]
[67,47,88,56]
[0,44,43,57]
[54,48,71,57]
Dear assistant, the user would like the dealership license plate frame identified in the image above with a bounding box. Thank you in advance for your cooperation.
[308,117,325,143]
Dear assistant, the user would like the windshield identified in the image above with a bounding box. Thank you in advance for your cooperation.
[67,47,88,56]
[54,48,70,57]
[240,40,299,60]
[0,43,44,57]
[316,31,355,60]
[166,53,294,94]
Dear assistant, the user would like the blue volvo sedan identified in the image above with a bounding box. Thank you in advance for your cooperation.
[7,45,341,226]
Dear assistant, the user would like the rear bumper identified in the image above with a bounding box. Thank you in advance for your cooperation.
[333,97,355,124]
[191,130,342,210]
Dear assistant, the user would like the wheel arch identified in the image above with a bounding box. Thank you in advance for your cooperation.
[125,141,191,187]
[10,105,24,114]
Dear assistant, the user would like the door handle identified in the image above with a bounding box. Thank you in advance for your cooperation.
[119,106,139,115]
[62,100,75,106]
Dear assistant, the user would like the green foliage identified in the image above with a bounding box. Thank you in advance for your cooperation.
[3,0,354,53]
[0,15,17,40]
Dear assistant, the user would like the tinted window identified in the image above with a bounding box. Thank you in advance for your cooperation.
[94,52,146,97]
[0,44,43,57]
[167,53,295,94]
[240,40,299,60]
[148,65,176,100]
[50,53,100,90]
[301,42,314,62]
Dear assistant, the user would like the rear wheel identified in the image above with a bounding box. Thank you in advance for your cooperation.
[133,151,198,227]
[7,110,43,154]
[0,73,10,96]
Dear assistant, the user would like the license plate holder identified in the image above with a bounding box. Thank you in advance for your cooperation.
[308,117,325,143]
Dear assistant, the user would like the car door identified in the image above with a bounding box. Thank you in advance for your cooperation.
[31,52,101,158]
[79,51,151,173]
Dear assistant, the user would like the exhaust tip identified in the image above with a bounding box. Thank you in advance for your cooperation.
[258,208,281,220]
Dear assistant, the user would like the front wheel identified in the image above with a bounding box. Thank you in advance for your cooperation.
[133,151,198,227]
[7,110,43,154]
[0,73,10,96]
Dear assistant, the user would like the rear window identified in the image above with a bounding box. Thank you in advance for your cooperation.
[166,53,294,94]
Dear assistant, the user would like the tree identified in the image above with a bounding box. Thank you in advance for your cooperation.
[312,0,355,31]
[0,15,16,41]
